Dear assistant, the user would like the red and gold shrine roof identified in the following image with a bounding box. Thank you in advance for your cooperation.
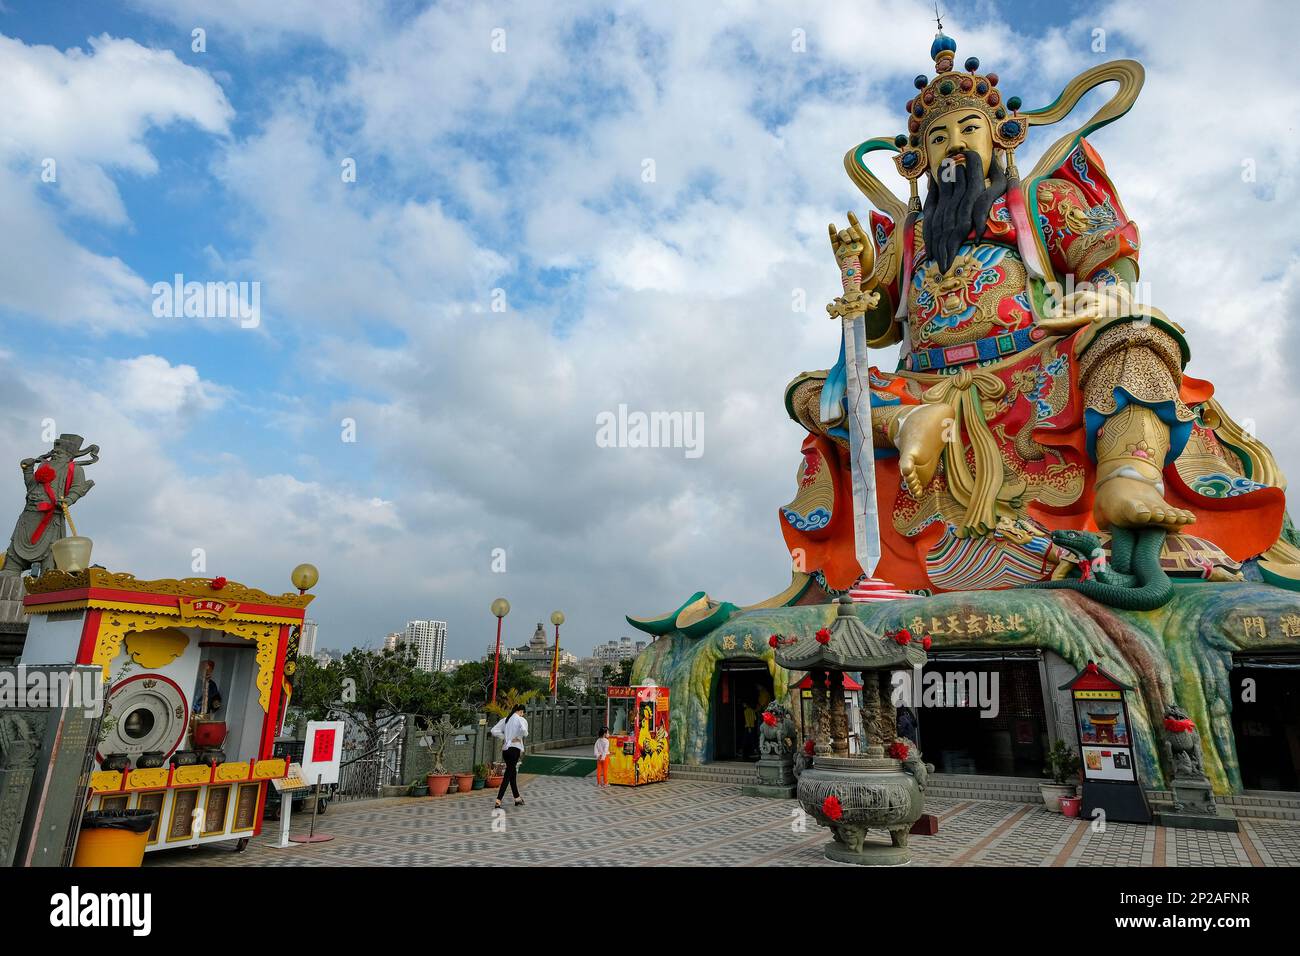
[23,568,312,625]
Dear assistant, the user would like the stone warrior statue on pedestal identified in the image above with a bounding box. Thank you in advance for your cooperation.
[780,27,1300,602]
[0,435,98,577]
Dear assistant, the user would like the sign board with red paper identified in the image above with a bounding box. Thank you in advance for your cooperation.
[301,720,345,785]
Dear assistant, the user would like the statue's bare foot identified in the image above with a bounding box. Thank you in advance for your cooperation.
[1093,474,1195,531]
[896,403,953,498]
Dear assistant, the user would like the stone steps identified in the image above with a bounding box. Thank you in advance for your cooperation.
[926,773,1044,804]
[668,763,756,784]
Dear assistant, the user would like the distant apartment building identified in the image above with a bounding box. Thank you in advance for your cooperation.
[485,642,516,663]
[592,636,646,664]
[399,620,447,673]
[384,631,401,653]
[298,620,318,658]
[440,659,470,674]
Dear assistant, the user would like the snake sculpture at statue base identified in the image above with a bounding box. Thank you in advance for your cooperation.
[1023,526,1174,611]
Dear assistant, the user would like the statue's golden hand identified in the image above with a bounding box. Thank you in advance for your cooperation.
[826,212,878,318]
[1037,284,1133,332]
[828,211,875,291]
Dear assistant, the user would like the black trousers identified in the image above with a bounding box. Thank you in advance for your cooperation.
[496,747,521,800]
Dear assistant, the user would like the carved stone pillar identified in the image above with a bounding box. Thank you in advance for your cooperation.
[829,671,849,756]
[877,671,898,746]
[811,671,832,756]
[859,668,883,756]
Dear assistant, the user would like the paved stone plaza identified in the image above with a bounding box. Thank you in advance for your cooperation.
[146,776,1299,867]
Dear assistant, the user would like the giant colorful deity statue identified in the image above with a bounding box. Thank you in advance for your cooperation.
[630,29,1300,797]
[781,32,1298,599]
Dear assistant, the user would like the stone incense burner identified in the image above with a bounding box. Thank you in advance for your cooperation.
[776,596,930,865]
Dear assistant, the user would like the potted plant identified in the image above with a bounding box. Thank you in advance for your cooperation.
[455,769,476,792]
[486,760,505,790]
[410,780,429,797]
[1041,738,1081,812]
[472,763,489,790]
[425,714,456,796]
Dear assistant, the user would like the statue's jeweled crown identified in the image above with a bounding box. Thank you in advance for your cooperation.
[892,31,1028,182]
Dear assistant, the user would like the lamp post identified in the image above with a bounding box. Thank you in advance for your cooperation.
[549,610,565,703]
[490,598,510,706]
[291,563,319,595]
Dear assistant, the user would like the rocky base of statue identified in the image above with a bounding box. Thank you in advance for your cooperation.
[1155,775,1240,832]
[633,583,1300,792]
[797,756,924,866]
[742,754,797,799]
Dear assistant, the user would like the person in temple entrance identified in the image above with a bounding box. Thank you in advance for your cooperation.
[193,660,222,716]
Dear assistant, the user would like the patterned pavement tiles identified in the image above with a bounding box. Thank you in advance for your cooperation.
[147,775,1299,868]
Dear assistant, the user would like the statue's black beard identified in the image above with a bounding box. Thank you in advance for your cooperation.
[922,150,1007,275]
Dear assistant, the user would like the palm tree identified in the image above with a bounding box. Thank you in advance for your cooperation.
[485,686,540,719]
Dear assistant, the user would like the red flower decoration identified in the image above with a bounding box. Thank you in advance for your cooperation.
[921,635,932,650]
[815,627,831,645]
[804,739,815,755]
[822,795,843,821]
[762,711,778,726]
[893,629,912,645]
[34,464,57,483]
[1164,717,1196,733]
[1085,661,1099,675]
[768,634,779,648]
[211,577,227,590]
[888,741,910,760]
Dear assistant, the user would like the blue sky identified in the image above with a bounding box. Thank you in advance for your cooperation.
[1,0,1297,659]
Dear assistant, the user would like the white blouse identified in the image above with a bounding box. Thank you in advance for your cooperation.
[493,713,528,753]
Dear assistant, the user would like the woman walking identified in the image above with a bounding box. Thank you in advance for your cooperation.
[491,703,529,809]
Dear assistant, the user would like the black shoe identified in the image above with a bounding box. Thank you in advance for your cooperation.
[514,798,525,806]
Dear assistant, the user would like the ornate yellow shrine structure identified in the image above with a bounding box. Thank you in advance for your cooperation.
[20,568,311,851]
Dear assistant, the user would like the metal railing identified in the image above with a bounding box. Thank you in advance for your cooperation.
[331,713,407,802]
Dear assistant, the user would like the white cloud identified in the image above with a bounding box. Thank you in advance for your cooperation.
[0,32,232,330]
[106,354,229,419]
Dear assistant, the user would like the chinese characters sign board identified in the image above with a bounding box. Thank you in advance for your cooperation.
[301,720,345,785]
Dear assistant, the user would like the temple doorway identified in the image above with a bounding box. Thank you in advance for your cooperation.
[1230,655,1300,792]
[916,651,1050,777]
[713,659,773,762]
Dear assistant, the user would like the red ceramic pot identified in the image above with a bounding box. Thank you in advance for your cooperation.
[1060,796,1081,818]
[427,773,453,796]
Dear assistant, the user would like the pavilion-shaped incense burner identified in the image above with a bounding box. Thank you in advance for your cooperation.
[776,595,930,865]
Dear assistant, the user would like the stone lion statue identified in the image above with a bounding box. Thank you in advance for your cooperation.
[1163,703,1204,780]
[757,702,796,757]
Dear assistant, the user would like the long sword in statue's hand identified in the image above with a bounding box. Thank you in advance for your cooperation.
[826,212,882,579]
